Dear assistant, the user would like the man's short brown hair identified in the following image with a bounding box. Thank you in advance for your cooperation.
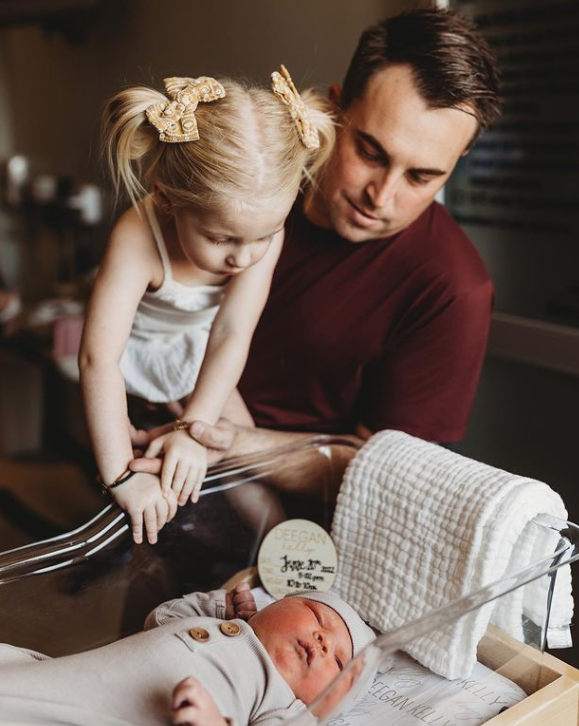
[342,6,501,137]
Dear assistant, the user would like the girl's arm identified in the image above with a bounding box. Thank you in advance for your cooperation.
[145,231,284,501]
[184,229,285,423]
[79,208,174,543]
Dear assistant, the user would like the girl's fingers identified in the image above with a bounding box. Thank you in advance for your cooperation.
[190,466,206,504]
[179,468,196,506]
[161,456,177,494]
[131,510,144,544]
[171,460,188,501]
[155,498,168,532]
[143,507,158,545]
[166,490,178,521]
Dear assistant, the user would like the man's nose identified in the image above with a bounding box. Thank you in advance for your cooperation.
[366,169,398,209]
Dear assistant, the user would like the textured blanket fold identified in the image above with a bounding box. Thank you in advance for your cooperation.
[332,430,573,679]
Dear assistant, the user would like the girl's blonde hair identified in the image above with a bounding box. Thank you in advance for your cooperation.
[103,75,335,213]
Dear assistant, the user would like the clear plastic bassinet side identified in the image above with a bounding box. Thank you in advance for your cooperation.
[289,516,579,726]
[0,435,360,656]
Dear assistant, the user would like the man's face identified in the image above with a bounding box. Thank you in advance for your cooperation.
[308,64,478,243]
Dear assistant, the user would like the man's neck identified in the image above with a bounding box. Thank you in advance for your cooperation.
[303,188,333,229]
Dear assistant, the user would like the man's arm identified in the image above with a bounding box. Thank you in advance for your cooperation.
[131,420,360,499]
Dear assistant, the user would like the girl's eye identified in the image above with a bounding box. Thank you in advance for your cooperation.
[208,237,228,245]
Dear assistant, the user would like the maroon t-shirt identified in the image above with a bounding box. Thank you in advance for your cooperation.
[239,200,494,442]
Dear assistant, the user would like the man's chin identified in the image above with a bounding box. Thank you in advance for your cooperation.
[332,215,389,244]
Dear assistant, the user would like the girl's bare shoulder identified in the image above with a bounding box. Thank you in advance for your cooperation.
[106,203,163,284]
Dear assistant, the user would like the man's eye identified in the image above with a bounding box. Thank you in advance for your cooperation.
[409,172,430,186]
[356,141,382,163]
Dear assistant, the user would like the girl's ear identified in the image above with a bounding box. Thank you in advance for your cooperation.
[153,184,174,215]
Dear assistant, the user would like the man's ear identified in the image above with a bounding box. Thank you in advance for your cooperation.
[328,83,342,109]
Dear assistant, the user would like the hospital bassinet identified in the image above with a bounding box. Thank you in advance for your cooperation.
[0,435,578,725]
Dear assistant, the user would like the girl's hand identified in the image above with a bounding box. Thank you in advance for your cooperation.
[144,430,208,505]
[225,582,257,621]
[172,676,228,726]
[110,472,178,545]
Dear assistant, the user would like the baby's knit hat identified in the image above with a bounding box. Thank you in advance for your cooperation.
[287,590,376,657]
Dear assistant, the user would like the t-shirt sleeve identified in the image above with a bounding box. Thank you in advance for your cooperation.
[357,279,494,443]
[143,589,228,630]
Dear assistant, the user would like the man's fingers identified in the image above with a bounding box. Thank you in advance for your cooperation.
[145,437,165,459]
[129,425,150,447]
[147,423,174,439]
[189,421,233,451]
[129,457,163,474]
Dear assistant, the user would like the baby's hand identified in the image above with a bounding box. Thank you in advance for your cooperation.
[110,472,178,545]
[225,582,257,621]
[144,430,208,505]
[172,676,228,726]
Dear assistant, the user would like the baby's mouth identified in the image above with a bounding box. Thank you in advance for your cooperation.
[298,640,314,665]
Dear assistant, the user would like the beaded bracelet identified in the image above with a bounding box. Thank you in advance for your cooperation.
[100,469,137,495]
[173,419,193,431]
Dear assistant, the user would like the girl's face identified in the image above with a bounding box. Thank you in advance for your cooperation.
[249,597,352,704]
[172,202,292,277]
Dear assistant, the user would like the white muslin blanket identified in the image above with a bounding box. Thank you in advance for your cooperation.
[332,430,573,680]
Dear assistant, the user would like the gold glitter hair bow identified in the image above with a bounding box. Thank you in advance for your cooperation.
[146,76,226,143]
[271,64,320,150]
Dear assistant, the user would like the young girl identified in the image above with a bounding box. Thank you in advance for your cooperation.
[79,69,334,545]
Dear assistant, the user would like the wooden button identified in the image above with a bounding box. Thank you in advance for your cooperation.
[189,627,210,642]
[220,621,241,637]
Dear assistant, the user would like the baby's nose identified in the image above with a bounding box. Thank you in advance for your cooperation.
[315,629,333,656]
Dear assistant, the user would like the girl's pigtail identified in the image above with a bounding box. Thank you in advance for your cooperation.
[102,86,167,208]
[300,90,336,183]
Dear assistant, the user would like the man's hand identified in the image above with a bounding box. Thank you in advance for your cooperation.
[225,582,257,621]
[129,419,237,475]
[172,676,228,726]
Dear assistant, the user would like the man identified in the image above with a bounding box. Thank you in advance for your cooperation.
[237,6,500,443]
[134,6,500,468]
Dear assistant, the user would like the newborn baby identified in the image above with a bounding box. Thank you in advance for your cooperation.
[0,583,375,726]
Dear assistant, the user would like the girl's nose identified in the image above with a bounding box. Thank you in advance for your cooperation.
[226,246,252,269]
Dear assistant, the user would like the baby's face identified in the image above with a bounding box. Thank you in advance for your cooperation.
[248,597,352,704]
